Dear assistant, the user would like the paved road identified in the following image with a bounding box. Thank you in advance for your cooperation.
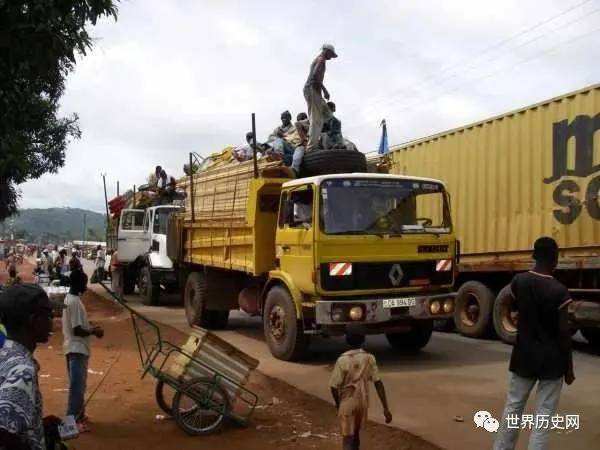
[89,280,599,450]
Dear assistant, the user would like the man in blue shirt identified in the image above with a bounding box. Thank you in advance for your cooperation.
[0,284,62,450]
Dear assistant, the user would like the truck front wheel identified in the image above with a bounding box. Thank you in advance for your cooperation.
[263,286,308,361]
[454,281,494,338]
[123,268,136,295]
[386,320,433,353]
[139,266,160,306]
[184,272,229,329]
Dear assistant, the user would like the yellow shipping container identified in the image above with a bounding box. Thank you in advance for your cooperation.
[390,84,600,268]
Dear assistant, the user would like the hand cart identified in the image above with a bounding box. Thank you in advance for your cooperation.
[99,282,259,435]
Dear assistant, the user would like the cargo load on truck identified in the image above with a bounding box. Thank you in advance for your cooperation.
[383,84,600,347]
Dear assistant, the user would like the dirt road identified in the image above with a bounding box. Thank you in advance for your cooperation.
[2,263,437,450]
[92,282,600,450]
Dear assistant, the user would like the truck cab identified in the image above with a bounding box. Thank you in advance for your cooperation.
[263,174,457,359]
[113,204,183,303]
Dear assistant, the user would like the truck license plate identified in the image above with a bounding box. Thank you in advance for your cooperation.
[382,297,417,308]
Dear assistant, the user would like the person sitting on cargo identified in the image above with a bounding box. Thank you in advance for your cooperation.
[267,110,297,166]
[321,101,343,149]
[233,132,257,162]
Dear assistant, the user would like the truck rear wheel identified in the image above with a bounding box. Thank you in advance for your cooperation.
[263,286,308,361]
[386,320,433,353]
[454,281,494,338]
[184,272,229,329]
[139,266,160,306]
[493,285,518,345]
[581,327,600,349]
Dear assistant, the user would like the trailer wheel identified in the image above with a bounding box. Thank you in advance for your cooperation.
[386,320,433,353]
[493,285,518,345]
[263,286,308,361]
[454,281,494,338]
[139,266,160,306]
[184,272,230,329]
[581,327,600,349]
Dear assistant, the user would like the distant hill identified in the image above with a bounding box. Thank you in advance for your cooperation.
[1,208,106,244]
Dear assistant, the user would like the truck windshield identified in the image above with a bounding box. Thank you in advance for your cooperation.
[320,178,451,235]
[153,208,177,235]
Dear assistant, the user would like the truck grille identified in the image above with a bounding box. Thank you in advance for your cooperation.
[319,261,452,291]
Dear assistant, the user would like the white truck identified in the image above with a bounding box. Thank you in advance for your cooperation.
[110,205,183,304]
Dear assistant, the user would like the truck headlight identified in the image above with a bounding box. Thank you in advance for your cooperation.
[443,299,454,313]
[349,306,364,321]
[430,300,441,315]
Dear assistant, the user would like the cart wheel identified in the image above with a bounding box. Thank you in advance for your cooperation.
[172,378,230,435]
[155,380,175,416]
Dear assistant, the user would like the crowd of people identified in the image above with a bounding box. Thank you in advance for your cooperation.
[0,260,103,449]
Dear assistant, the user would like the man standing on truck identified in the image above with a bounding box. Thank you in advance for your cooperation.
[329,325,392,450]
[494,237,575,450]
[304,43,337,153]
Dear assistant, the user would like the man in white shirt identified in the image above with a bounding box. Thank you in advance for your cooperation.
[62,269,103,431]
[94,246,105,281]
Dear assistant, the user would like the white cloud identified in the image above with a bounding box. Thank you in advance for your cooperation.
[18,0,600,212]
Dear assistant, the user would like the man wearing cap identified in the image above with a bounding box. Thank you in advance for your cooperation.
[0,284,60,450]
[329,326,392,450]
[62,269,103,432]
[494,237,575,450]
[304,43,338,153]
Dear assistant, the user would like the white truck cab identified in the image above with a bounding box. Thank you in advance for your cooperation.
[113,205,183,304]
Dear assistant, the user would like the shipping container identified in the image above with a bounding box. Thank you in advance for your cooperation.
[387,84,600,345]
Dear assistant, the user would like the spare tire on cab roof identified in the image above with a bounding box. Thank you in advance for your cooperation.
[300,148,367,177]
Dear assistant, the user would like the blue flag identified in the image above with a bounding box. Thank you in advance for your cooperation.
[378,119,389,154]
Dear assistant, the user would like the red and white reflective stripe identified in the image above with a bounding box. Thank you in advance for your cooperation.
[329,262,353,276]
[436,259,452,272]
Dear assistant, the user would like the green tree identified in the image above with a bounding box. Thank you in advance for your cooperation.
[0,1,119,220]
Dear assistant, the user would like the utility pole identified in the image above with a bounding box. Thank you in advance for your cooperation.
[117,181,120,196]
[102,173,109,226]
[82,213,87,243]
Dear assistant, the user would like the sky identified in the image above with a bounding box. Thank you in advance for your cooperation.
[19,0,600,213]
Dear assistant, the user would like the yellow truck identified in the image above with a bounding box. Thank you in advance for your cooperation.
[387,84,600,348]
[169,156,458,360]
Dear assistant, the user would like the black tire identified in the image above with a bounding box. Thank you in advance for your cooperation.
[139,266,160,306]
[300,149,367,177]
[386,320,433,353]
[155,380,174,416]
[493,285,518,345]
[172,378,229,435]
[123,268,136,295]
[263,286,308,361]
[454,281,495,338]
[184,272,230,329]
[433,319,455,333]
[581,327,600,348]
